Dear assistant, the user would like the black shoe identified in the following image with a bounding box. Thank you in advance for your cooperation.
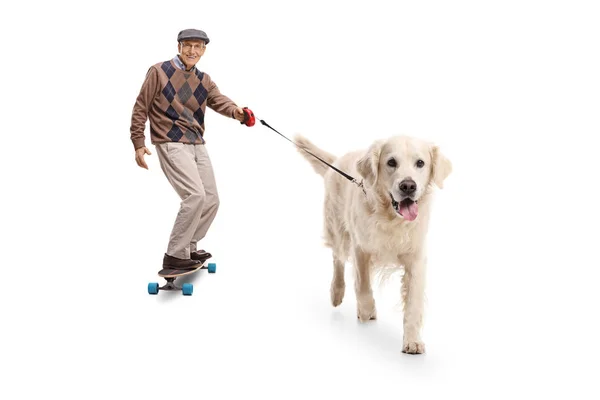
[163,253,202,270]
[191,249,212,262]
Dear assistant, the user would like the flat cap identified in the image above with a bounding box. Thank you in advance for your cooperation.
[177,29,210,44]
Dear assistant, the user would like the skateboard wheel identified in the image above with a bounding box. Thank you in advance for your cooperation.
[207,263,216,273]
[148,282,159,295]
[182,283,193,296]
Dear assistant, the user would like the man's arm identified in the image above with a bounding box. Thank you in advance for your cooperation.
[130,67,160,150]
[205,74,243,121]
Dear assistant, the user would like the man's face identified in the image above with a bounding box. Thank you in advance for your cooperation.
[178,40,206,69]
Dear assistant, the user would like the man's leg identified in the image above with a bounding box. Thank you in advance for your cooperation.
[155,143,206,262]
[190,144,220,254]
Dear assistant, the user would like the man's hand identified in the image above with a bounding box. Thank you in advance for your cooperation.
[135,147,152,169]
[233,107,245,122]
[235,107,256,127]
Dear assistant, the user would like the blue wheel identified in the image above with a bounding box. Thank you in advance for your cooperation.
[182,283,193,296]
[148,282,159,295]
[207,263,216,273]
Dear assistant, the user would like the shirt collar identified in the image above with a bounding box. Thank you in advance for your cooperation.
[172,55,195,72]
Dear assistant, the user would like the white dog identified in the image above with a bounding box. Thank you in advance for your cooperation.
[294,134,452,354]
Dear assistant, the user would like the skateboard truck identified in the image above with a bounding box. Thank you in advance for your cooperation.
[157,277,188,292]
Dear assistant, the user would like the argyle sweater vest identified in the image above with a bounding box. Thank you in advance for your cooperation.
[130,60,238,149]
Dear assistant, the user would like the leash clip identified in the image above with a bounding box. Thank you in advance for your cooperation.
[352,178,367,195]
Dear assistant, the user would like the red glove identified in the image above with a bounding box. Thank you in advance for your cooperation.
[241,107,255,127]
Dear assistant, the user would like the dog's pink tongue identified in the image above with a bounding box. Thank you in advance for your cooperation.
[400,202,419,221]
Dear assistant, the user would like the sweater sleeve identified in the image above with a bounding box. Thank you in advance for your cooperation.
[130,67,160,150]
[205,74,238,119]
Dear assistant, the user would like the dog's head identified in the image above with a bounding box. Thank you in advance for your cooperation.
[356,136,452,221]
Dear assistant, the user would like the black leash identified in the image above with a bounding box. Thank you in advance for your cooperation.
[259,119,366,194]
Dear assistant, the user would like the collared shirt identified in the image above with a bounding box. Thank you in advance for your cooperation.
[172,55,195,72]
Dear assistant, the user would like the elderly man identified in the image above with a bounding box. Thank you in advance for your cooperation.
[130,29,249,270]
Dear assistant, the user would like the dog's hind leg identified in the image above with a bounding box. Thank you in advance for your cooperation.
[328,230,348,307]
[331,255,345,307]
[325,211,347,307]
[353,246,377,321]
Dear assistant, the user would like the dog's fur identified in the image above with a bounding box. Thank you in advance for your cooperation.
[294,134,452,354]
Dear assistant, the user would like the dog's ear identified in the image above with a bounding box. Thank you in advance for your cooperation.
[430,145,452,189]
[356,141,382,186]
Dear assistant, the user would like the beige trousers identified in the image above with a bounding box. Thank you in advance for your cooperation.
[155,142,220,259]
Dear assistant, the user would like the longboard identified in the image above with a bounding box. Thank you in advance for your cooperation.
[148,259,217,296]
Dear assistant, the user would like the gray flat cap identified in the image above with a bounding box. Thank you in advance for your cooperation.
[177,29,210,44]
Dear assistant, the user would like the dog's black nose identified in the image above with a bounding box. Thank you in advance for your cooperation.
[399,179,417,195]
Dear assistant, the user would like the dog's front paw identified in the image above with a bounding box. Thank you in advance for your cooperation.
[402,340,425,354]
[356,297,377,322]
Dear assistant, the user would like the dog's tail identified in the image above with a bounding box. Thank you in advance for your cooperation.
[293,134,337,177]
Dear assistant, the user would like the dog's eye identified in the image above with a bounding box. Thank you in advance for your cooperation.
[416,160,425,168]
[387,158,397,168]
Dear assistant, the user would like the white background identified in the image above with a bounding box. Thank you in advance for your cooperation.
[1,0,600,398]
